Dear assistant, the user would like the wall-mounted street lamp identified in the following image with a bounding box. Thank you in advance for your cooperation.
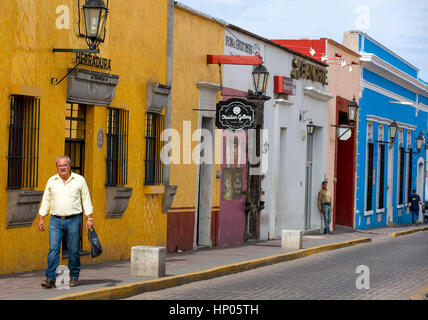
[347,96,359,126]
[307,121,316,136]
[251,63,270,97]
[331,96,359,139]
[376,120,398,145]
[51,0,110,85]
[79,0,109,51]
[404,131,425,154]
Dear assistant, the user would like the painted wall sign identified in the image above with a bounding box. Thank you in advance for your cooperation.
[216,98,257,131]
[274,76,295,95]
[222,167,243,201]
[75,53,112,71]
[291,57,328,85]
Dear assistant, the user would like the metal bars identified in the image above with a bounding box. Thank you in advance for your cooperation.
[7,95,40,189]
[144,112,165,185]
[106,107,129,186]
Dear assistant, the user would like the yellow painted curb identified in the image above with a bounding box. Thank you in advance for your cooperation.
[391,226,428,237]
[409,286,428,300]
[49,237,371,300]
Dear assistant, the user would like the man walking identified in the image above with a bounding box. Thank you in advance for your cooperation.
[38,156,94,289]
[407,189,424,226]
[318,180,332,234]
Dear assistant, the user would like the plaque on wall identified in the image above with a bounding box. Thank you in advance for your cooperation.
[222,167,243,201]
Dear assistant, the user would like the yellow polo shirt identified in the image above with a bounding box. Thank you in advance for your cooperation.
[39,173,93,217]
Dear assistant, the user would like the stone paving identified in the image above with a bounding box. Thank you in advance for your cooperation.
[126,230,428,300]
[0,224,426,300]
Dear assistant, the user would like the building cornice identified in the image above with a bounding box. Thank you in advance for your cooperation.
[303,87,335,102]
[365,115,417,131]
[360,53,427,93]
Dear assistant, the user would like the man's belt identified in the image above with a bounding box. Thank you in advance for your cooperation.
[322,202,331,206]
[52,213,81,220]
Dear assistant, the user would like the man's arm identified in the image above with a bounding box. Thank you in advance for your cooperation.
[81,179,94,229]
[38,181,51,231]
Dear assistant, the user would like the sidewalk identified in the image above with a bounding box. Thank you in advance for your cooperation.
[1,224,426,300]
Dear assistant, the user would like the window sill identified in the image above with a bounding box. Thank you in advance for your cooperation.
[144,185,165,195]
[364,210,374,216]
[376,208,385,214]
[397,204,404,209]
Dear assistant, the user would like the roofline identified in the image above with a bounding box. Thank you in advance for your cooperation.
[324,38,361,57]
[228,24,328,67]
[174,1,228,26]
[350,30,420,72]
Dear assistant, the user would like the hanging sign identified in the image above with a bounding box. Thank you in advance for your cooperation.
[216,98,257,131]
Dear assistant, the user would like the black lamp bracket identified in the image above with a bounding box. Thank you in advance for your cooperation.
[51,50,98,85]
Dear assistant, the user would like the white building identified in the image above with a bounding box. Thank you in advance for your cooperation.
[222,25,333,239]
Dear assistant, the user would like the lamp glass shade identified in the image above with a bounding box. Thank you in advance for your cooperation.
[307,122,315,136]
[347,97,359,124]
[389,120,398,141]
[252,64,269,95]
[83,0,108,41]
[416,133,424,151]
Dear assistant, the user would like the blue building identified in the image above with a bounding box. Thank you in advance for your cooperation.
[343,31,428,229]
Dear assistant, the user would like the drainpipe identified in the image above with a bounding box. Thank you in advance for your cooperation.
[162,0,177,212]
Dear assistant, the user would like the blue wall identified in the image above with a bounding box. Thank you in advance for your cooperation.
[361,37,419,79]
[355,88,427,229]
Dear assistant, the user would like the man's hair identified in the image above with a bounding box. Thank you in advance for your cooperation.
[412,189,416,193]
[56,156,71,166]
[322,180,328,186]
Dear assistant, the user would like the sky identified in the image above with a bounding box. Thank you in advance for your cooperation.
[178,0,428,81]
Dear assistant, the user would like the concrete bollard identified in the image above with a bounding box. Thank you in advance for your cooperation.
[131,246,166,277]
[281,230,303,250]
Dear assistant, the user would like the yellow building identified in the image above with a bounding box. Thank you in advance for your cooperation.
[0,0,170,275]
[167,3,224,252]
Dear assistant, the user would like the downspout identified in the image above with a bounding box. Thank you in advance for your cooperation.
[162,0,177,212]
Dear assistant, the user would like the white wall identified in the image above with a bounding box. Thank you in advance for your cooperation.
[223,28,331,239]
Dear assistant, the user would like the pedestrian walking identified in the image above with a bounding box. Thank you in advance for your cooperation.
[407,189,424,226]
[38,156,94,289]
[318,180,332,234]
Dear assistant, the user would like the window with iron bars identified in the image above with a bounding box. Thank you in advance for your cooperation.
[106,108,129,186]
[7,95,40,189]
[144,112,165,185]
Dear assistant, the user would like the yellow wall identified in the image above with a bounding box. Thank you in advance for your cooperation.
[0,0,168,274]
[170,7,224,210]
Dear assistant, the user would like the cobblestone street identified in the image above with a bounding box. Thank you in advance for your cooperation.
[126,231,428,300]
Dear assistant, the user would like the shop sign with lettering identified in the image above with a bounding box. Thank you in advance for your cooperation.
[291,57,327,85]
[75,52,112,71]
[216,98,257,131]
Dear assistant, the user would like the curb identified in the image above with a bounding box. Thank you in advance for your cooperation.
[409,286,428,300]
[49,237,371,300]
[391,226,428,237]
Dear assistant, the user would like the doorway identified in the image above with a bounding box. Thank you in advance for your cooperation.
[62,103,87,258]
[196,117,214,247]
[304,133,313,230]
[334,98,357,228]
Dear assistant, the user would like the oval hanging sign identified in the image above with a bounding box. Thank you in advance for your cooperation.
[216,98,257,131]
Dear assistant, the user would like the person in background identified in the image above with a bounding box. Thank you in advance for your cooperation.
[318,180,332,234]
[407,189,424,226]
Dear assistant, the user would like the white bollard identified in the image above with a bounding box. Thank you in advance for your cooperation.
[281,230,303,250]
[131,246,166,277]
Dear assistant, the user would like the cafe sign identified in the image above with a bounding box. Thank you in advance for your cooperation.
[216,98,257,131]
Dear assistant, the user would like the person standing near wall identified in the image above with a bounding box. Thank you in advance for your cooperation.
[37,156,94,289]
[407,189,424,226]
[318,181,332,234]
